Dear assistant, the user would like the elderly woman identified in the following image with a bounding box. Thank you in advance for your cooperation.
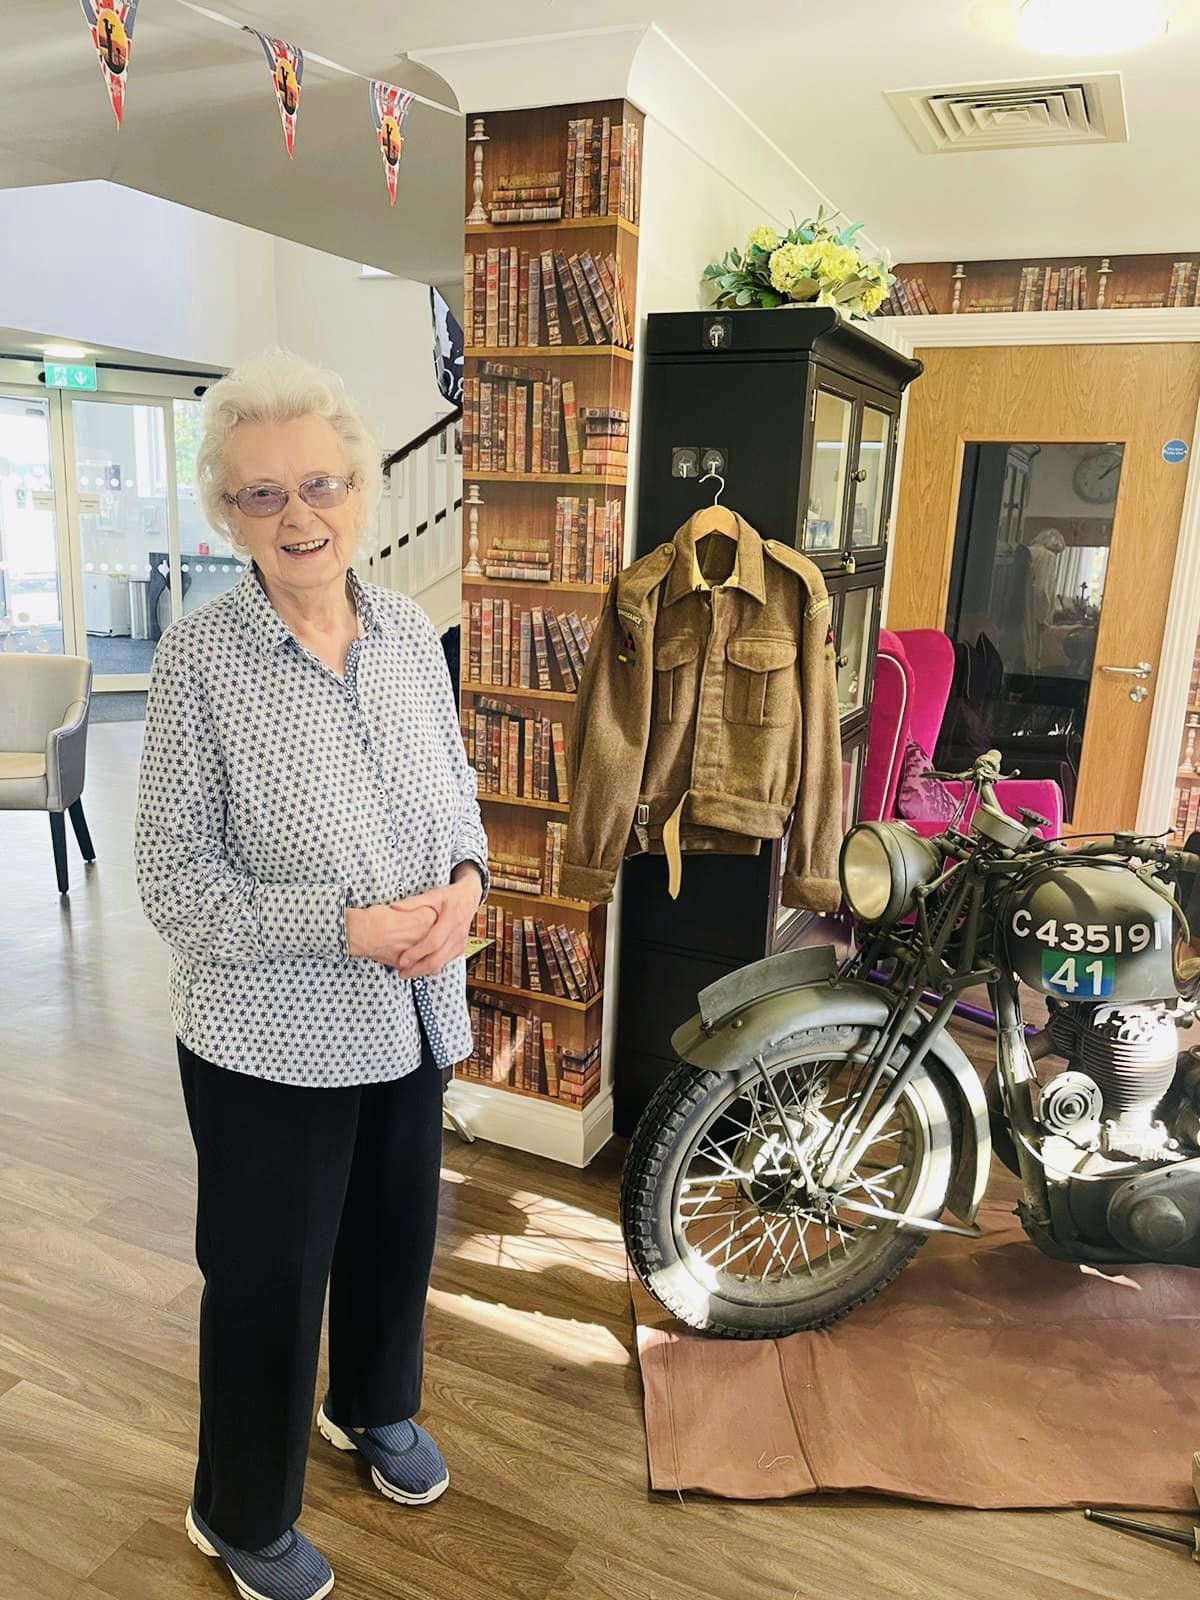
[135,352,487,1600]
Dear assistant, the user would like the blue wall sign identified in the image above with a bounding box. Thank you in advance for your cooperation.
[1163,438,1189,464]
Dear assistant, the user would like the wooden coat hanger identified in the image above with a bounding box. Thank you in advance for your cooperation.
[692,467,738,540]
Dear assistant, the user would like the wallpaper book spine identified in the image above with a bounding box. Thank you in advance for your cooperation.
[562,380,583,474]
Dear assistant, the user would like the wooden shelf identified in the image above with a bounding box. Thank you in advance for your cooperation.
[467,470,628,486]
[469,977,602,1013]
[490,885,595,912]
[466,343,633,362]
[466,215,638,239]
[463,574,607,595]
[480,793,570,814]
[464,681,576,703]
[454,1072,593,1111]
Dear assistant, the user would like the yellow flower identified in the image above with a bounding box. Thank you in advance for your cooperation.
[769,240,822,292]
[747,224,779,254]
[858,282,887,315]
[813,242,861,284]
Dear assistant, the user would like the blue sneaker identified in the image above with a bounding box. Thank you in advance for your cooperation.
[184,1505,334,1600]
[316,1399,450,1505]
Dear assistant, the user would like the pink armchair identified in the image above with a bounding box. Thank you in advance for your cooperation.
[862,628,1063,839]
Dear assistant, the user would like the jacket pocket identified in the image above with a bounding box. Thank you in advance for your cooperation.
[724,636,797,727]
[654,634,700,724]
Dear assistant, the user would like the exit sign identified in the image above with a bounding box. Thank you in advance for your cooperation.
[45,362,97,392]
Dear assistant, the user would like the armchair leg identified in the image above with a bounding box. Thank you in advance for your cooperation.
[49,811,69,895]
[68,800,96,863]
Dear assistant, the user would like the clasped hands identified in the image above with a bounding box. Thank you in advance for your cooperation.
[344,864,484,978]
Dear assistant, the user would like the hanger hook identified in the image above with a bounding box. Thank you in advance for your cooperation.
[699,465,725,505]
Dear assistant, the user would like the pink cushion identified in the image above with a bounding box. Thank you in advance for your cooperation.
[895,739,958,824]
[861,631,911,823]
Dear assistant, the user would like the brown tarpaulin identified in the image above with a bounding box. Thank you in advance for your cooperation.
[633,1201,1200,1508]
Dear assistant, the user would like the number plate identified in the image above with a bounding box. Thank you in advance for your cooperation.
[1041,951,1115,998]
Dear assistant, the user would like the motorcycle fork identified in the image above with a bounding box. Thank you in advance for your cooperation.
[990,976,1052,1225]
[821,871,978,1187]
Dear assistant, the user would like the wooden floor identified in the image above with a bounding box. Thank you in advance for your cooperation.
[1,721,1193,1600]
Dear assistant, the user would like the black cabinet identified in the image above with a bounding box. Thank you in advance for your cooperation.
[613,307,921,1134]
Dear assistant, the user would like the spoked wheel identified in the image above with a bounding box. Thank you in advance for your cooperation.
[622,1023,954,1338]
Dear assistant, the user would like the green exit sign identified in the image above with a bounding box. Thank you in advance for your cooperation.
[45,362,97,392]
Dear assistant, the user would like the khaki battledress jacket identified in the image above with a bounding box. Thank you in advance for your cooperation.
[560,510,843,912]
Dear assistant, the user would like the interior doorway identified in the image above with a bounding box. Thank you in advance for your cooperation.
[0,360,237,690]
[889,342,1200,835]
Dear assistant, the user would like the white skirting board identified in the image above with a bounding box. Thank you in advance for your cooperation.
[444,1079,615,1167]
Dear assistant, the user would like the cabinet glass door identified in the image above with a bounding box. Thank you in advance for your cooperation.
[842,739,864,834]
[850,404,894,556]
[802,388,854,554]
[835,585,876,721]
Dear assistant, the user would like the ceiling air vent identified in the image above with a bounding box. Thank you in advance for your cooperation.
[886,72,1128,155]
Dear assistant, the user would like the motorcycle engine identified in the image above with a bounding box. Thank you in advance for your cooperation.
[1043,1003,1180,1159]
[1036,1003,1200,1260]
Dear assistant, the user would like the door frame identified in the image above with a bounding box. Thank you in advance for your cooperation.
[873,308,1200,835]
[0,358,215,691]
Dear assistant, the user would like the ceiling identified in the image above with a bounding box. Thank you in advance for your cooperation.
[2,0,1197,279]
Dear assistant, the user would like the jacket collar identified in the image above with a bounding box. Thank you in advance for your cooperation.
[234,563,382,654]
[663,509,766,606]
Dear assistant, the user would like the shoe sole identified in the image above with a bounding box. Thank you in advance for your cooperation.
[185,1506,335,1600]
[316,1405,450,1505]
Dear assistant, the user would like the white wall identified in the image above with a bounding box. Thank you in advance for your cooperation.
[0,183,448,457]
[0,183,279,369]
[272,246,450,455]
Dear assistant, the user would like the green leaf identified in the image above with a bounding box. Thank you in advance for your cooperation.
[835,221,866,246]
[735,287,754,305]
[758,290,783,308]
[790,275,820,300]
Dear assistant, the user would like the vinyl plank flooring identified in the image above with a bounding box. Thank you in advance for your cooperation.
[0,722,1183,1600]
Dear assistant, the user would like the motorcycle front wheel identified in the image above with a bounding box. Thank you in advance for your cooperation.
[622,1022,954,1339]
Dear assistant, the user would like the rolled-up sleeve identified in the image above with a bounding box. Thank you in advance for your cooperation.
[135,634,351,964]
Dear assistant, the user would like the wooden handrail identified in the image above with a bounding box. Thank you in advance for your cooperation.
[382,407,462,473]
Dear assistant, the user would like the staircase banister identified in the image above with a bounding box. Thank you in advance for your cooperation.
[382,407,463,473]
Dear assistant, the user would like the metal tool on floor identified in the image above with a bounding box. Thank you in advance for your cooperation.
[1084,1509,1200,1559]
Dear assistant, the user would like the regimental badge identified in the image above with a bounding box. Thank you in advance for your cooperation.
[616,606,643,664]
[825,623,837,663]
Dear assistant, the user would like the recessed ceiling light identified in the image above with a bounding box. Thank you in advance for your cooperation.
[1017,0,1170,54]
[43,342,90,360]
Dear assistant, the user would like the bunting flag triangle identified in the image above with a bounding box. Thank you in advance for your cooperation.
[80,0,139,128]
[369,81,415,207]
[249,30,304,158]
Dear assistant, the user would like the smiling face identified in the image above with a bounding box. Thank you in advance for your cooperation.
[223,415,364,595]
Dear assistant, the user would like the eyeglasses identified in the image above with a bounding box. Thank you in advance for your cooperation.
[223,473,358,519]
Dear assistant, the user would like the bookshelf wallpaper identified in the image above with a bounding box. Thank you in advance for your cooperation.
[882,253,1200,316]
[458,98,642,1129]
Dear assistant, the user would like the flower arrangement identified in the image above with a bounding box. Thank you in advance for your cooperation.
[702,209,893,320]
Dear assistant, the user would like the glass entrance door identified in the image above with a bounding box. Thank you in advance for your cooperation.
[68,396,175,680]
[0,392,68,657]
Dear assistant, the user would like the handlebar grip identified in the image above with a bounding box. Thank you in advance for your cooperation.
[1171,850,1200,876]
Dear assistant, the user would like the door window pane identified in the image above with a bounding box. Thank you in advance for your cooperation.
[851,406,893,551]
[174,399,243,617]
[803,390,853,553]
[0,395,63,655]
[836,587,875,720]
[73,398,170,676]
[941,441,1122,822]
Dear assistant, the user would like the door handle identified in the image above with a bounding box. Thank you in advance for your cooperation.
[1100,661,1151,680]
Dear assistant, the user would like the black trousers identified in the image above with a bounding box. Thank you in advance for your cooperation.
[178,1035,444,1549]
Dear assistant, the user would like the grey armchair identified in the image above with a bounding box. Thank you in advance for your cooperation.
[0,654,96,894]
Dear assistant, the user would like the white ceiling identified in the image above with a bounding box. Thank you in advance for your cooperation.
[2,0,1198,278]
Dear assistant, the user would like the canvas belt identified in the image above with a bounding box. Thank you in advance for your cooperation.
[662,790,691,900]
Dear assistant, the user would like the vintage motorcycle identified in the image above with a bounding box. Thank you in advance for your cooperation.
[622,751,1200,1339]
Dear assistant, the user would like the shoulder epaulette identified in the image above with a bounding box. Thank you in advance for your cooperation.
[763,538,830,614]
[615,542,676,610]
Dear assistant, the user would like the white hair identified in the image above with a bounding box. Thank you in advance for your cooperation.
[196,351,383,557]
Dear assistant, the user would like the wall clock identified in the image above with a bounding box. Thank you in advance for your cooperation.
[1073,446,1123,505]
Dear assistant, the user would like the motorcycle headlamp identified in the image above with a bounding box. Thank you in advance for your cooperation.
[839,822,942,924]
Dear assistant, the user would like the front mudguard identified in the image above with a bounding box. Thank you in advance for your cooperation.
[670,947,991,1226]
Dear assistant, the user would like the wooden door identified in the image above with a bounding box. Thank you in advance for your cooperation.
[889,343,1200,834]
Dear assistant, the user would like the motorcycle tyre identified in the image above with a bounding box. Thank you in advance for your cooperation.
[622,1034,951,1340]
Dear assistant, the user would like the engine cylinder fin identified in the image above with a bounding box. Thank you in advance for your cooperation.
[1077,1006,1177,1119]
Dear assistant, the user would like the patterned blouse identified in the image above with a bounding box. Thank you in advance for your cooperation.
[134,565,488,1087]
